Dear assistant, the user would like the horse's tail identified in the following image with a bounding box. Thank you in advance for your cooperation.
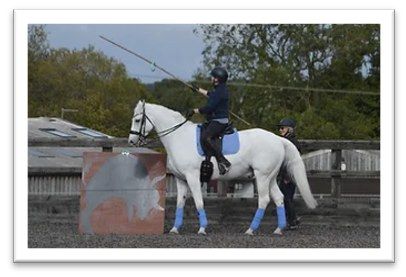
[281,139,317,209]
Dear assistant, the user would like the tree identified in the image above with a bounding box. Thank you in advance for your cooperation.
[194,24,380,139]
[28,27,152,137]
[28,25,50,62]
[149,78,209,122]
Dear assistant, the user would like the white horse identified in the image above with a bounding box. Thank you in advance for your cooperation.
[128,100,317,235]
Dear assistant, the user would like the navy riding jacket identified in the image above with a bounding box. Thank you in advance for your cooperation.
[277,132,302,184]
[198,82,229,121]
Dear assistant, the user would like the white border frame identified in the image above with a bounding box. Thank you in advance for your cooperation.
[14,9,394,262]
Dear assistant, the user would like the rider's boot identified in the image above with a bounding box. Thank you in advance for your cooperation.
[209,137,231,175]
[217,156,231,175]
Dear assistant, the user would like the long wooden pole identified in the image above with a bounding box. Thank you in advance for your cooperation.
[100,35,251,126]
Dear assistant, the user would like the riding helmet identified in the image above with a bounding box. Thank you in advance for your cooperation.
[277,118,296,128]
[210,67,228,83]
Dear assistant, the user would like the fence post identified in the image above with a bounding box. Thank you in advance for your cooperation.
[102,141,113,152]
[102,146,113,152]
[217,181,227,198]
[331,149,342,199]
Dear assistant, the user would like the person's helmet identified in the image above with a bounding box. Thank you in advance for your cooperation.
[210,67,228,83]
[277,118,296,128]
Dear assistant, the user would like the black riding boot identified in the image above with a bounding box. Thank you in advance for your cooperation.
[201,121,231,175]
[215,153,231,175]
[204,138,231,175]
[218,162,231,175]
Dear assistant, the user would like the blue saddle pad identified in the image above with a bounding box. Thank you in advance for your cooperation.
[196,125,240,156]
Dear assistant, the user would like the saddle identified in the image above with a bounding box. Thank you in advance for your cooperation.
[196,122,239,156]
[196,122,240,183]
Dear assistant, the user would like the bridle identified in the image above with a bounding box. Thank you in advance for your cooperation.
[129,102,188,146]
[129,102,148,145]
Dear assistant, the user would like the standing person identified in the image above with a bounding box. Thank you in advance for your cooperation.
[188,67,231,175]
[277,118,301,230]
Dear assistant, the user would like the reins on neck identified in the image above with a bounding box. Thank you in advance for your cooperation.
[130,105,189,147]
[154,117,189,138]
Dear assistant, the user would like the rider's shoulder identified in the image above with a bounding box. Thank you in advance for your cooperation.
[215,83,228,94]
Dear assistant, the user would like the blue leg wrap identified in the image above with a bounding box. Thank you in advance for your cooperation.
[277,206,287,229]
[174,208,184,229]
[197,208,208,228]
[250,208,265,231]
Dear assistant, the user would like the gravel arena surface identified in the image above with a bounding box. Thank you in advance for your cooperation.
[28,213,379,248]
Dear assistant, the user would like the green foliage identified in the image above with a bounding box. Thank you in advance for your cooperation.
[149,79,208,122]
[297,108,340,139]
[28,25,50,62]
[28,25,151,137]
[28,24,380,140]
[193,24,380,139]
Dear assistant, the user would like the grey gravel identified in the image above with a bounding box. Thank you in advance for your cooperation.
[28,213,379,248]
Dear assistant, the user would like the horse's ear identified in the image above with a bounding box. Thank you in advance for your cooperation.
[136,99,145,110]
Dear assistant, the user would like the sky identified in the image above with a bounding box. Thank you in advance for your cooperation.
[44,24,206,84]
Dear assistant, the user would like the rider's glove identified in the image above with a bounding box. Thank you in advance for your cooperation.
[190,84,199,93]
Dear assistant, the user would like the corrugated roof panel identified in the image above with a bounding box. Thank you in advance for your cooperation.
[29,117,113,139]
[29,148,55,158]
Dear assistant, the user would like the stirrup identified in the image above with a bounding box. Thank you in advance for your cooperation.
[218,162,231,175]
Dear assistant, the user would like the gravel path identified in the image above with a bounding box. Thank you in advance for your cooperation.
[28,214,379,248]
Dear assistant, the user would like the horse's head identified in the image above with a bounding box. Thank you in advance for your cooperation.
[128,100,154,145]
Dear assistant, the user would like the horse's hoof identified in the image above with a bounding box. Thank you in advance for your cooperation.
[169,227,179,234]
[273,227,283,236]
[245,228,254,236]
[197,227,207,235]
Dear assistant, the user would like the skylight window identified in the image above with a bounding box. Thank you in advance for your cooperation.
[72,128,107,138]
[40,128,76,138]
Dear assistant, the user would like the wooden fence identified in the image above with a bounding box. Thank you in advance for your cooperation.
[28,137,380,198]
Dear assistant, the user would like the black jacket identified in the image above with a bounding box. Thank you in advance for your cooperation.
[198,83,229,121]
[277,132,301,184]
[284,132,302,154]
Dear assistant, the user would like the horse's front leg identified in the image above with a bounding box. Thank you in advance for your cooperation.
[169,177,188,234]
[186,173,207,235]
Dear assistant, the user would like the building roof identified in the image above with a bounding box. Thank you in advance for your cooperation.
[29,117,113,140]
[28,117,157,169]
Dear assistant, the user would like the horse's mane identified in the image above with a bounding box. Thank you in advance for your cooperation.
[146,103,186,122]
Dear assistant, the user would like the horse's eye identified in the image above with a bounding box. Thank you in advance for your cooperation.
[135,119,140,123]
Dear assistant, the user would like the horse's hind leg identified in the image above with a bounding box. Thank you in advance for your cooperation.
[186,173,208,235]
[270,179,287,235]
[169,177,188,234]
[245,171,271,235]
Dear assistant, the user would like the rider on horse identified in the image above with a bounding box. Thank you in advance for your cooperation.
[188,67,231,175]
